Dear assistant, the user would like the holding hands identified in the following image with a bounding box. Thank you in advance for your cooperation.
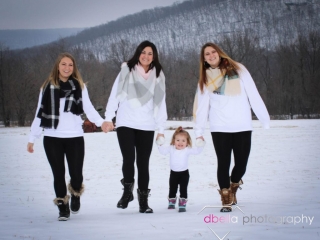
[156,135,165,145]
[195,137,206,147]
[101,121,115,133]
[156,133,205,147]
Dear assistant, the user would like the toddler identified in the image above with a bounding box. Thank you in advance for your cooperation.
[156,126,205,212]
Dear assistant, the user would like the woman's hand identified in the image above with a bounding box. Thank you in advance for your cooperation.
[101,121,114,133]
[27,142,34,153]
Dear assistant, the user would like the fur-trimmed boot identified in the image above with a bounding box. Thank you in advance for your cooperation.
[117,178,134,209]
[53,195,70,221]
[168,197,177,209]
[218,188,233,212]
[230,179,243,205]
[68,183,85,214]
[178,198,188,212]
[137,189,153,213]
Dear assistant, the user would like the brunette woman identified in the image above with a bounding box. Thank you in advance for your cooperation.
[193,43,270,212]
[102,41,167,213]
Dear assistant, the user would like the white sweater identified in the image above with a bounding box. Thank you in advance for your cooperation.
[29,85,104,143]
[104,72,167,133]
[158,145,204,172]
[194,64,270,137]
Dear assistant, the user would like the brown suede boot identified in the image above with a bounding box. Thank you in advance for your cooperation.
[218,188,233,212]
[230,179,243,205]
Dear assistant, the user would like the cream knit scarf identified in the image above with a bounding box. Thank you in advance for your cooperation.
[116,63,165,117]
[193,68,241,121]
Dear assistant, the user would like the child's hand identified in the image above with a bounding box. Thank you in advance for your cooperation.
[195,138,206,147]
[156,136,165,146]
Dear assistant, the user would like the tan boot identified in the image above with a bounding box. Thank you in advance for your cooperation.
[230,179,243,205]
[218,188,233,212]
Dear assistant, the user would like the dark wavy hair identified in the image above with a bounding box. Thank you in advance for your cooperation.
[127,40,162,77]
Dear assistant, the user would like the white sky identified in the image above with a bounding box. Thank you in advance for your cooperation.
[0,0,182,30]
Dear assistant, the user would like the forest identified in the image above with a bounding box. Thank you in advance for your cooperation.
[0,0,319,126]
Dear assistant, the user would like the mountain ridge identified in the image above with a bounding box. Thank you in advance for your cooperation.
[0,28,84,49]
[64,0,319,59]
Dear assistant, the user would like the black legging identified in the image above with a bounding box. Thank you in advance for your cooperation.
[43,136,84,198]
[211,131,252,189]
[169,170,190,199]
[116,127,154,191]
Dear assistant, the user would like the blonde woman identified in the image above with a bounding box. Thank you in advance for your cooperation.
[193,43,270,212]
[27,53,106,221]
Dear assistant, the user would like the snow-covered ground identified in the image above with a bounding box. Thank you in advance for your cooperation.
[0,120,319,240]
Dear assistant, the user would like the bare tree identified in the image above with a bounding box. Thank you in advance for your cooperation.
[0,43,13,126]
[109,39,136,68]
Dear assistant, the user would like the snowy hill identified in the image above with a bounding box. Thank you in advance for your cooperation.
[63,0,320,59]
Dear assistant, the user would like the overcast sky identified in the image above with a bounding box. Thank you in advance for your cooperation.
[0,0,182,30]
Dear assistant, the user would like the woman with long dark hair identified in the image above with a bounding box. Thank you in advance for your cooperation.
[102,40,167,213]
[27,53,106,221]
[193,42,270,212]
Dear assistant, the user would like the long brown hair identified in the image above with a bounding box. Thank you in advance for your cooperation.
[199,42,240,93]
[41,52,84,89]
[170,126,192,147]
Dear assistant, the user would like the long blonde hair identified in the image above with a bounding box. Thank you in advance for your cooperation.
[170,127,192,147]
[199,42,240,93]
[41,52,84,89]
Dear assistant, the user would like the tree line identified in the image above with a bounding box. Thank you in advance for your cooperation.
[0,29,319,127]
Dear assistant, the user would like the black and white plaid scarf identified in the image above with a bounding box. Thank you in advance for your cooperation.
[37,78,84,129]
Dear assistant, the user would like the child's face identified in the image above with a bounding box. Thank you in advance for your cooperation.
[174,134,188,150]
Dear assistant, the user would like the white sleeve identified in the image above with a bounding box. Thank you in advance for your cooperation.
[155,94,167,134]
[239,65,270,129]
[28,90,43,143]
[82,85,105,127]
[157,145,171,155]
[104,73,121,122]
[194,86,210,137]
[187,146,204,155]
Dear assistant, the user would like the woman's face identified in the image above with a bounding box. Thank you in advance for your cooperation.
[204,46,220,68]
[58,57,74,81]
[174,134,188,150]
[139,46,153,69]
